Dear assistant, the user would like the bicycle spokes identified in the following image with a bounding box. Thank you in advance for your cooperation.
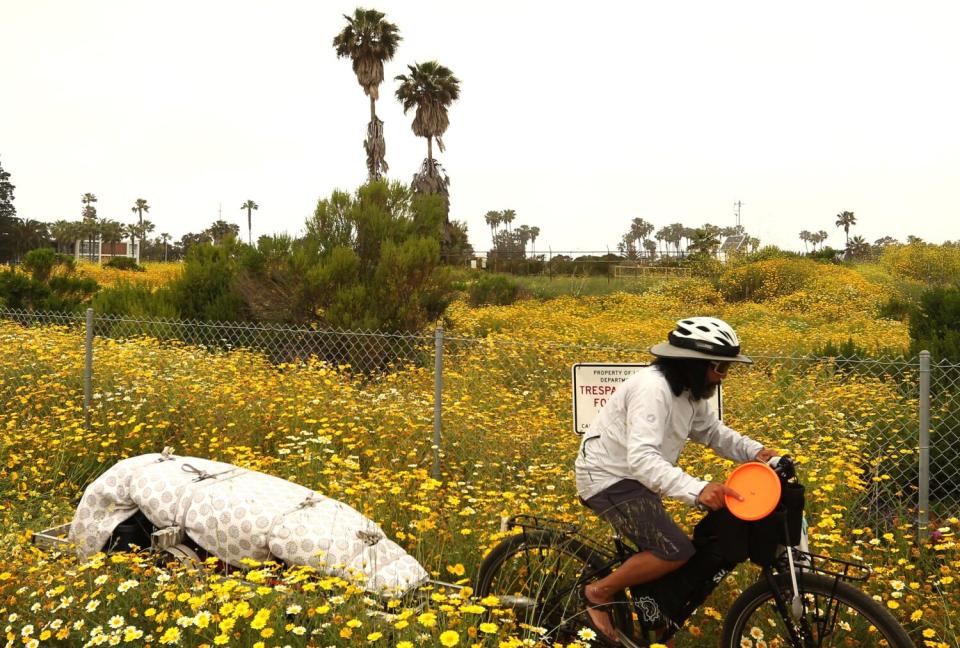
[735,587,896,647]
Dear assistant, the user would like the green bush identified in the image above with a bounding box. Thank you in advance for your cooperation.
[806,247,843,263]
[0,251,97,311]
[880,243,960,286]
[718,258,818,302]
[878,295,913,321]
[91,281,178,318]
[167,241,250,322]
[737,246,801,264]
[908,285,960,360]
[0,270,49,309]
[468,275,520,307]
[104,256,145,272]
[21,248,75,282]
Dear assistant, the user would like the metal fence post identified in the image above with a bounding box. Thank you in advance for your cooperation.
[918,350,931,541]
[84,308,94,430]
[432,325,443,480]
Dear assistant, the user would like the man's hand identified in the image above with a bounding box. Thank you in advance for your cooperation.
[698,482,743,511]
[754,447,778,463]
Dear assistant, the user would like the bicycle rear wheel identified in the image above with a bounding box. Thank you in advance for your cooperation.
[721,572,914,648]
[475,529,624,643]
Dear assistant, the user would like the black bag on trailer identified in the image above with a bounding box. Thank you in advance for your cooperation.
[104,510,154,552]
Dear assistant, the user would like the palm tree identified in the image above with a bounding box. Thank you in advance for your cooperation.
[667,223,685,256]
[630,218,654,246]
[655,227,669,255]
[529,226,540,256]
[333,8,401,181]
[241,200,258,245]
[81,193,98,261]
[501,209,516,232]
[688,227,721,257]
[395,61,461,206]
[814,230,828,251]
[122,223,138,258]
[484,210,501,241]
[49,220,77,254]
[10,219,50,260]
[160,232,171,261]
[642,238,657,259]
[131,198,150,226]
[516,225,533,257]
[130,198,150,258]
[835,211,856,247]
[799,230,811,253]
[847,235,871,260]
[99,219,124,259]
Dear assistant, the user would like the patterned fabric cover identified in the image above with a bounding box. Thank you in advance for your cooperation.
[68,452,428,594]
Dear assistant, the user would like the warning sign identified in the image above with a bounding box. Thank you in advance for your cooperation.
[572,363,722,435]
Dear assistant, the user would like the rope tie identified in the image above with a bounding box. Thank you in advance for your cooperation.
[180,463,236,482]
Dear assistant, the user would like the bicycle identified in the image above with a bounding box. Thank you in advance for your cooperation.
[475,457,914,647]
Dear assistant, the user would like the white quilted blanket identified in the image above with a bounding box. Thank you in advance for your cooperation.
[68,452,428,594]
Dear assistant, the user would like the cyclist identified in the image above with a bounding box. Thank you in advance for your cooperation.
[575,317,776,644]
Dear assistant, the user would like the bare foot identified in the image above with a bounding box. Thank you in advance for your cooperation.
[584,583,620,644]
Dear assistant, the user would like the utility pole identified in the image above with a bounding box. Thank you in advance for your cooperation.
[733,200,743,228]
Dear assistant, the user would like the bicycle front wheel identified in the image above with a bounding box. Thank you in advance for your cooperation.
[721,572,914,648]
[476,529,623,643]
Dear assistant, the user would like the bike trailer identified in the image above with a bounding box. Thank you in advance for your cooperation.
[54,449,429,595]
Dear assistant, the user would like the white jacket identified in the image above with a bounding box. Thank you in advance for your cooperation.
[575,365,763,506]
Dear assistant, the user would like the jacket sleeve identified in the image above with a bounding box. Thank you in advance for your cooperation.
[624,383,709,507]
[688,404,764,464]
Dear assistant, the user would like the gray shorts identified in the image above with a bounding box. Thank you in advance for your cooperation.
[582,479,696,562]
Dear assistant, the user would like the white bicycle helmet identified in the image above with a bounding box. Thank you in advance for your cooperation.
[650,317,752,363]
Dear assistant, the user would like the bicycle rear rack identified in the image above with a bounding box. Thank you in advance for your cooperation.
[787,549,871,582]
[502,514,616,557]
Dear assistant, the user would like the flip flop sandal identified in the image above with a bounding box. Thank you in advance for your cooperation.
[579,584,621,646]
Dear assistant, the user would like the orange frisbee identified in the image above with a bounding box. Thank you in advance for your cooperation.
[724,462,781,521]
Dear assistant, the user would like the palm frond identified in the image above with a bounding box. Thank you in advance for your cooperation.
[395,61,461,139]
[333,8,402,96]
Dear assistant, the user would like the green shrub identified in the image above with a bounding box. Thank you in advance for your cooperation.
[908,285,960,360]
[806,247,843,263]
[21,248,75,282]
[878,295,913,321]
[0,270,49,309]
[880,243,960,286]
[0,253,96,311]
[104,256,145,272]
[737,246,801,264]
[91,281,178,318]
[167,241,250,321]
[718,258,818,302]
[468,275,520,307]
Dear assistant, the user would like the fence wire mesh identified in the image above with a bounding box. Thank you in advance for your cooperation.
[930,358,960,524]
[1,307,954,534]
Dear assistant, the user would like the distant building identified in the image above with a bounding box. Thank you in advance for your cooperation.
[74,237,139,263]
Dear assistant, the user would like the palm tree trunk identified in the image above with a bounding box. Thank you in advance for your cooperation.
[427,137,433,167]
[370,96,376,123]
[247,208,252,246]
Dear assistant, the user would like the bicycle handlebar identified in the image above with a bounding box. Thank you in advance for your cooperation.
[767,455,797,481]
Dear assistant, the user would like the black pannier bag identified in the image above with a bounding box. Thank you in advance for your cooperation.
[633,481,806,628]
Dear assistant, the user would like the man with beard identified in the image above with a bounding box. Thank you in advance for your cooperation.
[574,317,776,645]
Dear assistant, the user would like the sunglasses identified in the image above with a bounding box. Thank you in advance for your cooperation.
[709,361,732,377]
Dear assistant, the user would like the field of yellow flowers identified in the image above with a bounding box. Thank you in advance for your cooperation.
[1,258,957,647]
[75,261,183,290]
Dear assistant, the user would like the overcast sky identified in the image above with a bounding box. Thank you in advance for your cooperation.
[2,1,959,253]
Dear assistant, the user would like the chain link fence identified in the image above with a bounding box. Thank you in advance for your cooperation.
[2,307,958,536]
